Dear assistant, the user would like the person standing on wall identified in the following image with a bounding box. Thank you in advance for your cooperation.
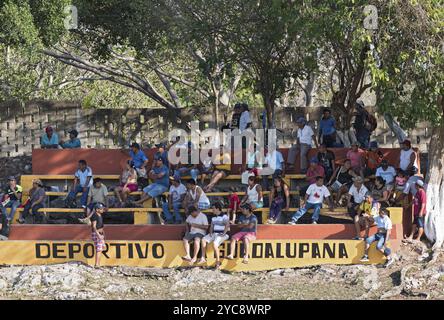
[353,100,377,150]
[318,108,337,148]
[287,117,318,174]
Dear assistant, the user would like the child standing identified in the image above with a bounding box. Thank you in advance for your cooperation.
[227,187,241,224]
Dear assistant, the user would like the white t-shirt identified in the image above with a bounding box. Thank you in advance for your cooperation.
[75,167,93,187]
[348,184,369,204]
[375,215,392,231]
[186,212,209,235]
[239,111,252,132]
[375,166,397,184]
[306,184,331,204]
[212,214,229,233]
[399,149,418,171]
[169,183,187,202]
[297,125,314,146]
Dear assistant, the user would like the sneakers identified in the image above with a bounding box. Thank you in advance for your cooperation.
[353,236,363,240]
[384,257,394,268]
[360,255,369,262]
[311,221,317,224]
[288,220,296,225]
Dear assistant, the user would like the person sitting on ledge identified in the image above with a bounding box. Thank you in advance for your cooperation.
[18,179,46,224]
[347,176,369,234]
[129,142,149,180]
[227,203,258,264]
[181,206,209,265]
[162,175,186,224]
[199,201,230,269]
[288,176,333,225]
[1,176,23,223]
[346,142,365,177]
[114,160,138,207]
[360,208,394,268]
[81,178,109,223]
[240,176,264,210]
[183,179,211,210]
[65,160,93,209]
[135,154,169,206]
[60,129,81,149]
[40,126,59,149]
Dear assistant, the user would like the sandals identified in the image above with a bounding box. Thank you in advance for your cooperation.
[181,256,192,262]
[242,256,249,264]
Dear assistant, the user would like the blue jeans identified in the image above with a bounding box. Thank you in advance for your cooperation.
[67,185,89,207]
[356,129,370,149]
[162,201,183,223]
[143,183,168,198]
[174,167,199,182]
[1,200,21,221]
[290,202,322,223]
[366,233,391,256]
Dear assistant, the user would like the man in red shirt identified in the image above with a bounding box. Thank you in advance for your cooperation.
[404,180,427,242]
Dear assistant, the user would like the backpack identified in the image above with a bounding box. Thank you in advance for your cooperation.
[364,112,377,132]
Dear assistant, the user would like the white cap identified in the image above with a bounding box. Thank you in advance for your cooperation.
[416,180,424,187]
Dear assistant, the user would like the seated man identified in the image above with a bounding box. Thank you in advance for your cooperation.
[84,178,109,218]
[162,176,187,224]
[317,143,336,182]
[227,203,258,264]
[375,159,396,190]
[347,176,369,234]
[60,129,81,149]
[262,147,285,190]
[288,176,333,225]
[66,160,93,208]
[135,154,169,206]
[41,126,59,149]
[19,179,46,224]
[1,176,23,223]
[300,157,325,196]
[360,208,394,268]
[181,206,209,265]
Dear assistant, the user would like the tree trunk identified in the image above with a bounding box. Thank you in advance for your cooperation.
[263,94,276,129]
[424,124,444,250]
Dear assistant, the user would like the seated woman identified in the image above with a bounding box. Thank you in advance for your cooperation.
[370,176,391,209]
[267,177,290,224]
[204,150,231,192]
[114,160,138,207]
[346,143,365,177]
[240,176,264,210]
[391,169,408,205]
[327,159,358,206]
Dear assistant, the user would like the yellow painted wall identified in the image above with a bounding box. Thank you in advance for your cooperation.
[0,240,387,272]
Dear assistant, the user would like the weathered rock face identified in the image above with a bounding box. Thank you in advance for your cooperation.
[0,244,442,300]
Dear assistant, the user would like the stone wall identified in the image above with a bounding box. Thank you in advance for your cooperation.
[0,100,431,157]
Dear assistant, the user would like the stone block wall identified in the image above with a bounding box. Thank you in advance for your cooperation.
[0,100,431,157]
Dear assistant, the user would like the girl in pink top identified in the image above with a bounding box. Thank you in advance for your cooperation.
[346,143,365,176]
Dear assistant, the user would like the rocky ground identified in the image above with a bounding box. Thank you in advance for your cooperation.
[0,241,443,300]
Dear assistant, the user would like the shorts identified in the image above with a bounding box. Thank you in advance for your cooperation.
[214,169,230,177]
[414,216,425,228]
[198,202,211,210]
[348,202,361,218]
[231,231,256,242]
[183,232,204,241]
[249,201,264,209]
[143,183,168,198]
[203,233,229,246]
[359,215,375,227]
[122,183,138,192]
[92,232,105,252]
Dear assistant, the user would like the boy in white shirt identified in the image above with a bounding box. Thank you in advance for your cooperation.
[181,206,209,265]
[360,208,394,268]
[162,176,187,224]
[288,176,333,225]
[199,202,230,269]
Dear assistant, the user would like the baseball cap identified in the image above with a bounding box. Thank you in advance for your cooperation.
[310,157,319,164]
[68,129,78,137]
[32,179,43,186]
[45,126,53,133]
[241,203,253,211]
[130,142,140,149]
[155,142,166,149]
[381,159,388,165]
[296,117,306,124]
[94,202,106,210]
[169,175,180,182]
[416,180,424,187]
[7,176,16,181]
